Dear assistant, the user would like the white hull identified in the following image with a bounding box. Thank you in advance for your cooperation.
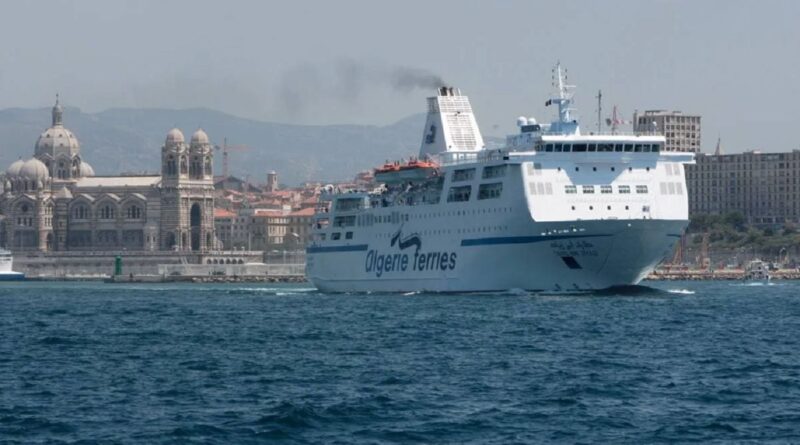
[0,250,23,280]
[308,219,684,293]
[0,271,25,281]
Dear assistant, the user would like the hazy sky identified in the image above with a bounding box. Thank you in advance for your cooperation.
[1,0,798,153]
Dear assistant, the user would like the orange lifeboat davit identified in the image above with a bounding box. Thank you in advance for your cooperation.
[375,158,438,184]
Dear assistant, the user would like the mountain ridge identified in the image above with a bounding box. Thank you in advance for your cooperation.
[0,107,501,185]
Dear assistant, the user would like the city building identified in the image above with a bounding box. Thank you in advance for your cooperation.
[213,208,235,249]
[248,209,289,251]
[633,110,701,152]
[287,207,314,247]
[686,150,800,225]
[265,170,278,192]
[0,99,215,252]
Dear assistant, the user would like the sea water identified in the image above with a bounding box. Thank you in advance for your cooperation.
[1,281,799,443]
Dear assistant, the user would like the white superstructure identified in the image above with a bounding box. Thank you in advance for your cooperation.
[0,249,25,281]
[306,64,693,292]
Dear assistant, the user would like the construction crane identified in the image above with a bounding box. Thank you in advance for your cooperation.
[605,105,631,135]
[213,137,251,179]
[670,233,687,265]
[698,232,710,271]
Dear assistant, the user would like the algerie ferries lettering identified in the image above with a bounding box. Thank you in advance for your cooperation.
[365,228,456,277]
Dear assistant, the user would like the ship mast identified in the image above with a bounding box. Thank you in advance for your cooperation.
[552,62,575,123]
[596,89,602,133]
[545,62,579,134]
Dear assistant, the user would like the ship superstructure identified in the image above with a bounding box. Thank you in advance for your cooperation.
[306,64,693,292]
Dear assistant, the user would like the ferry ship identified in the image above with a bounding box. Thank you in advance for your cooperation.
[306,65,693,293]
[0,249,25,281]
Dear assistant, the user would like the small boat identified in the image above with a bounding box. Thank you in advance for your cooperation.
[375,162,401,174]
[743,259,770,283]
[0,249,25,281]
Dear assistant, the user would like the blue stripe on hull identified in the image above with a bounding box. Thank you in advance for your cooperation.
[0,273,25,281]
[307,244,369,254]
[460,233,612,247]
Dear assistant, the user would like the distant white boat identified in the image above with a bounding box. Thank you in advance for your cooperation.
[743,259,770,283]
[0,249,25,281]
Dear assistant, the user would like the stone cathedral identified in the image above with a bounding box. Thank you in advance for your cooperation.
[0,99,215,252]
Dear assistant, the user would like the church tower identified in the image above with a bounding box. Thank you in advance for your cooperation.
[159,128,215,251]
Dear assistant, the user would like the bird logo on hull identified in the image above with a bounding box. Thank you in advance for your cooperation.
[390,228,421,253]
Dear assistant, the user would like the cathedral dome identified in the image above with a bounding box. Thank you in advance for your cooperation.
[35,127,80,155]
[166,128,185,145]
[80,161,95,177]
[6,159,25,177]
[190,129,209,145]
[20,158,49,180]
[35,96,80,157]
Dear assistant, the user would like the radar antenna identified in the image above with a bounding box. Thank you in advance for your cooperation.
[546,62,576,124]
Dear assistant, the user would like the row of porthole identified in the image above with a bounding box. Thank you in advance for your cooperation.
[556,166,651,173]
[373,225,511,238]
[359,207,515,226]
[571,205,633,211]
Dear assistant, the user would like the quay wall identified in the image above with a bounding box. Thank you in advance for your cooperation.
[14,250,265,278]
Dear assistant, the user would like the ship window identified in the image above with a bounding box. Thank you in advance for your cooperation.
[624,144,634,152]
[332,232,341,240]
[452,168,475,182]
[588,144,597,152]
[652,144,661,152]
[618,185,631,194]
[615,144,623,152]
[582,185,595,194]
[601,185,612,194]
[634,144,643,152]
[565,185,577,194]
[482,165,507,179]
[573,144,587,152]
[636,185,649,194]
[544,144,553,152]
[599,143,614,152]
[345,232,353,240]
[554,143,563,152]
[478,182,503,200]
[447,185,472,202]
[335,198,362,212]
[333,215,356,227]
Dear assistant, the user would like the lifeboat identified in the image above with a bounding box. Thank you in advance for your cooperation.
[375,162,401,174]
[375,159,438,184]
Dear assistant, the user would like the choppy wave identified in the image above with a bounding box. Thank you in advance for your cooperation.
[667,288,696,294]
[1,280,799,443]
